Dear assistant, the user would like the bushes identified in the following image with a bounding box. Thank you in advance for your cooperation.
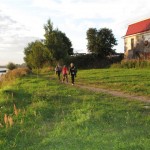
[5,68,31,79]
[65,53,123,69]
[32,67,54,74]
[0,68,31,88]
[7,62,17,70]
[111,59,150,69]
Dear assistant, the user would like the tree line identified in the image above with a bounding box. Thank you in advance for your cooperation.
[23,19,118,69]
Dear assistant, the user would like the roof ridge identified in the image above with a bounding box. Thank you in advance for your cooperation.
[125,18,150,36]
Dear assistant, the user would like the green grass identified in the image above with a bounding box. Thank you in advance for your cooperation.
[0,73,150,150]
[76,68,150,97]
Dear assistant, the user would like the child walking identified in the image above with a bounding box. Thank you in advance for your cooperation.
[62,65,68,83]
[55,64,62,81]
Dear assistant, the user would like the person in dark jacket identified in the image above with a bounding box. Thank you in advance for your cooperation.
[69,63,77,85]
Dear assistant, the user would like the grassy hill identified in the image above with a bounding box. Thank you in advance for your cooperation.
[0,69,150,150]
[77,68,150,97]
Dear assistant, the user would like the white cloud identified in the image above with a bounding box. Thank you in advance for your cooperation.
[30,0,150,52]
[0,0,150,65]
[0,10,40,65]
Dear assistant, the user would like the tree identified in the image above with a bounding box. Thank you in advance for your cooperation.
[24,40,52,69]
[86,28,97,53]
[44,19,73,61]
[87,28,117,57]
[23,19,73,69]
[7,62,17,70]
[60,32,73,55]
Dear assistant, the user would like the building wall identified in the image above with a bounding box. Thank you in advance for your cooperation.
[124,31,150,59]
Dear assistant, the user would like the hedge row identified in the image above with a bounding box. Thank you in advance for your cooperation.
[65,54,123,69]
[111,59,150,69]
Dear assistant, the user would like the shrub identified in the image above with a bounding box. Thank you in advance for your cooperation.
[111,59,150,69]
[32,67,54,75]
[5,68,31,79]
[7,62,17,70]
[0,68,31,88]
[111,63,121,68]
[65,53,123,69]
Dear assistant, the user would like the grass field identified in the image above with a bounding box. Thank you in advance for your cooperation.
[0,70,150,150]
[76,68,150,97]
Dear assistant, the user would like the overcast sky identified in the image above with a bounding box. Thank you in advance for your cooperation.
[0,0,150,65]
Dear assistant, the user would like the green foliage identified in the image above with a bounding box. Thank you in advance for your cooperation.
[0,73,150,149]
[0,68,31,88]
[86,28,97,53]
[87,27,117,57]
[111,59,150,69]
[23,19,73,70]
[7,62,17,70]
[24,40,52,69]
[66,53,123,69]
[32,67,53,75]
[44,19,73,61]
[111,63,121,68]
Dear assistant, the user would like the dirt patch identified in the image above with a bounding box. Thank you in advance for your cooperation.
[75,84,150,103]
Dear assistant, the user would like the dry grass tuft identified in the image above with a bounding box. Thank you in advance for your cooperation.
[3,104,25,128]
[111,59,150,68]
[4,114,8,127]
[4,114,14,127]
[14,104,18,116]
[0,67,31,88]
[8,116,14,127]
[0,123,3,128]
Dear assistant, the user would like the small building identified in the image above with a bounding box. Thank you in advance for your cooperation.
[124,18,150,59]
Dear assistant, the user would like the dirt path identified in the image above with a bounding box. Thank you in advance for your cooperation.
[75,84,150,103]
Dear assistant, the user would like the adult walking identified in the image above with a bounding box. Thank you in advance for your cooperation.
[69,63,77,85]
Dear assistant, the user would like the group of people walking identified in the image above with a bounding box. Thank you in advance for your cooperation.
[55,63,77,85]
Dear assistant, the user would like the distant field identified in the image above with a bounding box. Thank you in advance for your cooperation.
[76,68,150,97]
[0,73,150,149]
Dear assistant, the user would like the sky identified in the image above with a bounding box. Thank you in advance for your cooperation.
[0,0,150,65]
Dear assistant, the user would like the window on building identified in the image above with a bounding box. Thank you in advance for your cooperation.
[131,38,134,49]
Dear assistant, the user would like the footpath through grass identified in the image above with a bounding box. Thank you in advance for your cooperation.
[77,68,150,97]
[0,73,150,150]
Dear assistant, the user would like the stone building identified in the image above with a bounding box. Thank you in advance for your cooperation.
[124,18,150,59]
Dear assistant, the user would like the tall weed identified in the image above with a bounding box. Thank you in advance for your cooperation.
[0,68,31,88]
[32,67,53,74]
[111,59,150,69]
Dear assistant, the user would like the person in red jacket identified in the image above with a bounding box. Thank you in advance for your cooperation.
[62,65,68,83]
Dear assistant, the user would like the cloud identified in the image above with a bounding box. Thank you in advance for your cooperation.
[0,0,150,65]
[30,0,149,20]
[30,0,150,51]
[0,11,40,65]
[0,35,38,65]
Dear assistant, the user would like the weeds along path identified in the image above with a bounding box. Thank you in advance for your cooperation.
[73,84,150,103]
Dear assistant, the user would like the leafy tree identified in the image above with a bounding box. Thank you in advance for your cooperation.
[44,19,73,61]
[86,28,97,53]
[87,28,117,57]
[24,40,52,69]
[60,31,73,55]
[7,62,17,70]
[24,19,73,69]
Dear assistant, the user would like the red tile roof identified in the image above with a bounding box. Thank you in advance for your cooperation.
[125,18,150,36]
